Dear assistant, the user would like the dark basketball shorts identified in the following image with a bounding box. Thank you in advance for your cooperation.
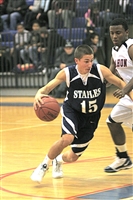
[60,103,101,156]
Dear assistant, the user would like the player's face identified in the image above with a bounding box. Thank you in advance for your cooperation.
[75,54,94,74]
[109,25,128,47]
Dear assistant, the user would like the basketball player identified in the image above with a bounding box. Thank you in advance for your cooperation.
[104,18,133,173]
[31,44,133,183]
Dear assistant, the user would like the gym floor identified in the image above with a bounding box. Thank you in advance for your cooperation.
[0,86,133,200]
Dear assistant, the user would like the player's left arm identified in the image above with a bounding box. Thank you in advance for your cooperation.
[100,65,133,100]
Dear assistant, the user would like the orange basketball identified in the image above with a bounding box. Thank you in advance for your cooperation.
[34,96,60,121]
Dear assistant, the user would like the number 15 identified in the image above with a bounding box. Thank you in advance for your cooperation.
[81,99,98,113]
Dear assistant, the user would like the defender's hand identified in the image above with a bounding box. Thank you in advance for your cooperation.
[113,89,125,99]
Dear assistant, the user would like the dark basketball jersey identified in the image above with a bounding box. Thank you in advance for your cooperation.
[64,63,106,115]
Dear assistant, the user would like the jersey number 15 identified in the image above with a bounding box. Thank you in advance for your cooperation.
[81,99,98,113]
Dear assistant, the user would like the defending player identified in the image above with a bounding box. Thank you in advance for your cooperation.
[31,44,133,183]
[104,18,133,173]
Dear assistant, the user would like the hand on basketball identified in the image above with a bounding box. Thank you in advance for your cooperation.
[34,96,60,121]
[113,89,125,99]
[34,94,48,110]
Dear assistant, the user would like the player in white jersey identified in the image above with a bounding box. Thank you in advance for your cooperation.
[104,18,133,173]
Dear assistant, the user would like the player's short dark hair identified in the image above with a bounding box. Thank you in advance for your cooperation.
[74,44,94,59]
[109,18,128,31]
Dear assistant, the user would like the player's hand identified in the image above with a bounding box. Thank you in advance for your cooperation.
[34,94,48,110]
[113,89,125,99]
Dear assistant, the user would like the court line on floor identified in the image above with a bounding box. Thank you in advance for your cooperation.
[0,102,115,108]
[0,122,55,132]
[0,156,133,200]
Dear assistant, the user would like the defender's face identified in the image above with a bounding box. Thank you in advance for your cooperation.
[75,54,94,74]
[109,25,128,47]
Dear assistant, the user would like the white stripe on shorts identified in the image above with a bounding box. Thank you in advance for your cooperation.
[61,106,77,135]
[71,141,90,148]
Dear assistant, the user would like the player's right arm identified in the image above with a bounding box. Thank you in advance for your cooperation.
[101,65,133,101]
[34,69,66,109]
[109,57,116,74]
[106,57,116,87]
[106,57,123,86]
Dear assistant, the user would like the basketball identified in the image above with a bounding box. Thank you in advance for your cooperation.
[34,96,60,122]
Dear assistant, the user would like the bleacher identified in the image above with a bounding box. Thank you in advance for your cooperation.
[26,0,34,6]
[0,0,133,88]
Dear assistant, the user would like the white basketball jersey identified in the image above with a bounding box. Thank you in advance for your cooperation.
[112,38,133,83]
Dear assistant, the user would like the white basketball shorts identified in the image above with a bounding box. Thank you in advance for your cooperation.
[106,95,133,129]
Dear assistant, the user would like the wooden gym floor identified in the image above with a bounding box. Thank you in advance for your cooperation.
[0,87,133,200]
